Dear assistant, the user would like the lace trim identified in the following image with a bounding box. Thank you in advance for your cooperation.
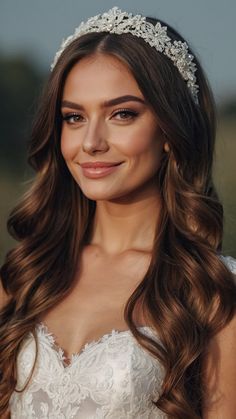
[35,322,156,368]
[220,255,236,274]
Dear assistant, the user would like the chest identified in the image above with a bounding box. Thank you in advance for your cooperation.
[39,247,151,357]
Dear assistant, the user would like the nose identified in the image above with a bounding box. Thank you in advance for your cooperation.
[82,118,109,155]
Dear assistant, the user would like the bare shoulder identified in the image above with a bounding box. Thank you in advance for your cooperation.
[202,312,236,418]
[201,254,236,417]
[0,276,10,310]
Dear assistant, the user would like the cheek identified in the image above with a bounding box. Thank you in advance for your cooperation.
[117,125,162,159]
[61,130,77,161]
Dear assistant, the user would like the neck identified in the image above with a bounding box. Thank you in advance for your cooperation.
[89,184,162,256]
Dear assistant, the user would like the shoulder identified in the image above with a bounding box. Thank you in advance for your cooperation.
[219,254,236,276]
[202,310,236,417]
[0,276,10,310]
[201,255,236,417]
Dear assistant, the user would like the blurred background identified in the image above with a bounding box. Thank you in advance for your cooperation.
[0,0,235,264]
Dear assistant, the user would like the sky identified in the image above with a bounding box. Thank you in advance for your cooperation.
[0,0,236,103]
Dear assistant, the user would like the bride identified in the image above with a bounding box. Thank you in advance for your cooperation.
[0,7,236,419]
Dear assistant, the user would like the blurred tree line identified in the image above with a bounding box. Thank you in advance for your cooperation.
[0,53,45,173]
[0,52,235,264]
[0,52,46,262]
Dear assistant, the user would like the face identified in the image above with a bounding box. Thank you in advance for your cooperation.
[61,53,165,202]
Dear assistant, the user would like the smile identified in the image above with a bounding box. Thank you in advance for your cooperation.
[80,163,123,179]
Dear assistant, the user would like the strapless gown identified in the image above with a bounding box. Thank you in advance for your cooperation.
[9,255,236,418]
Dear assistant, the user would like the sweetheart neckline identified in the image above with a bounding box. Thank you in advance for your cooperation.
[36,321,154,369]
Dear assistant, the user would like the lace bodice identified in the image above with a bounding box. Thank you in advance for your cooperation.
[9,255,236,419]
[10,323,166,419]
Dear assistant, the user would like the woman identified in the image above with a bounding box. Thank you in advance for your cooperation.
[0,7,236,418]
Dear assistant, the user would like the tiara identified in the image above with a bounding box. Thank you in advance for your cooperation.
[51,7,199,104]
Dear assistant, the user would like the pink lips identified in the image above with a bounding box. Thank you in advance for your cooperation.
[80,161,123,179]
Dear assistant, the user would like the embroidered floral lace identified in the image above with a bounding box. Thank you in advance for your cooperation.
[9,255,236,418]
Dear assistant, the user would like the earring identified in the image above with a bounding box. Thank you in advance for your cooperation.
[164,142,170,153]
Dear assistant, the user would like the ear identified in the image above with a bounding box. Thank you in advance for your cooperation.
[163,142,170,153]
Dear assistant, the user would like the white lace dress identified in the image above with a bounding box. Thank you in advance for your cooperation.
[9,255,236,419]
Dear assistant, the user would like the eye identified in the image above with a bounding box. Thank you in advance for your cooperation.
[112,109,138,121]
[62,113,84,124]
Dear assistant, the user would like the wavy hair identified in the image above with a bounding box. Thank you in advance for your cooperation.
[1,16,236,418]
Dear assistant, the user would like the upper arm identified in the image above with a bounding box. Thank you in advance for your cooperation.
[0,276,9,310]
[201,312,236,418]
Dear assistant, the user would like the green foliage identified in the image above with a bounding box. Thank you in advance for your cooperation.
[213,117,236,257]
[0,53,45,173]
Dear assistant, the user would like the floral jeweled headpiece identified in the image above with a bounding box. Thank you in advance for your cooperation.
[51,7,199,104]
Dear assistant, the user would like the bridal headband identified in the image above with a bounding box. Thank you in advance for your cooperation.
[51,7,199,104]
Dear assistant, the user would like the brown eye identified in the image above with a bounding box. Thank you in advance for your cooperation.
[112,109,138,120]
[62,113,84,124]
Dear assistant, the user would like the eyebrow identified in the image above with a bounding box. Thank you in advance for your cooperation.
[61,95,146,110]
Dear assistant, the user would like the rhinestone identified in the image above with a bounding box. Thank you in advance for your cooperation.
[50,6,199,104]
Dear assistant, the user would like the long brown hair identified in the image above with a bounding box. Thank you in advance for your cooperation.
[1,16,236,418]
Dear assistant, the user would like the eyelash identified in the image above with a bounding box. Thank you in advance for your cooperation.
[62,109,139,124]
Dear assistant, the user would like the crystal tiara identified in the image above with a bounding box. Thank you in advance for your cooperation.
[51,7,199,104]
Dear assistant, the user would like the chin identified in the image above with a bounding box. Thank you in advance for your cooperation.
[79,189,117,201]
[79,186,127,202]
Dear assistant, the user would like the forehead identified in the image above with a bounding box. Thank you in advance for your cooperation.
[62,53,143,101]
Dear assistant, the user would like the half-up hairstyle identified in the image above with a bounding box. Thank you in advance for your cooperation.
[1,16,236,418]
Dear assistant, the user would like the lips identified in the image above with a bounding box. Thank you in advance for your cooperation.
[79,161,123,179]
[80,161,122,168]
